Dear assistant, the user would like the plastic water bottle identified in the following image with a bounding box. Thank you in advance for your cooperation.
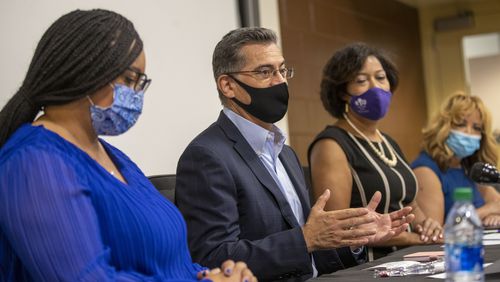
[444,187,484,282]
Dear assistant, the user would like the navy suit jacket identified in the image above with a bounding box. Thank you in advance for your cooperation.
[175,112,356,281]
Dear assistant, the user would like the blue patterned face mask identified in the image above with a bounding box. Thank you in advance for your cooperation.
[446,129,481,159]
[89,83,144,136]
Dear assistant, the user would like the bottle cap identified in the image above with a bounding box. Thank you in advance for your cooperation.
[453,187,473,201]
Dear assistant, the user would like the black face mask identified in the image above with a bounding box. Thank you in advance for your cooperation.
[230,76,289,123]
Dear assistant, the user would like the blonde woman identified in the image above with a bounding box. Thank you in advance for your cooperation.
[411,92,500,227]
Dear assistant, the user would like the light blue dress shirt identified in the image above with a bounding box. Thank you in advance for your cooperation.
[223,108,305,224]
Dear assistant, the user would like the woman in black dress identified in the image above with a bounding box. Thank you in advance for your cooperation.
[308,43,442,260]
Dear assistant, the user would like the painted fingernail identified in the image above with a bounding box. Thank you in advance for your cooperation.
[243,278,250,282]
[225,268,232,275]
[433,236,437,241]
[202,270,208,277]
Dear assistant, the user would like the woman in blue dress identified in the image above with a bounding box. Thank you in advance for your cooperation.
[411,92,500,227]
[0,9,256,282]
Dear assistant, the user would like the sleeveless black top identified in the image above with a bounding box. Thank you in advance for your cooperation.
[308,126,418,259]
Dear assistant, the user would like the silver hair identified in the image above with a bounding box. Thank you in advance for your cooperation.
[212,27,278,104]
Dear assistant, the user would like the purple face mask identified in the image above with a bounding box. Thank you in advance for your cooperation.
[348,87,392,120]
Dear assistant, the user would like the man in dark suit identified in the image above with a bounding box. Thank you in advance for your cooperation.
[175,27,413,281]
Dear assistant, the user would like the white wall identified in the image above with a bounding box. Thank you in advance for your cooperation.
[0,0,239,175]
[463,32,500,131]
[469,55,500,130]
[463,33,500,59]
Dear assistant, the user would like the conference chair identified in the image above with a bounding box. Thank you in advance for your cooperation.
[148,174,176,203]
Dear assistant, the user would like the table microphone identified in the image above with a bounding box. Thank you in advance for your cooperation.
[469,162,500,183]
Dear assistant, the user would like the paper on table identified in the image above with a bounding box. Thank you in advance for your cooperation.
[403,251,444,262]
[484,233,500,246]
[365,260,421,271]
[427,263,493,279]
[484,233,500,239]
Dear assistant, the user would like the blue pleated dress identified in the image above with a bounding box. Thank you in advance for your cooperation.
[0,124,203,281]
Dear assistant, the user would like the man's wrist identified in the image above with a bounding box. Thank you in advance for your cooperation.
[301,226,315,253]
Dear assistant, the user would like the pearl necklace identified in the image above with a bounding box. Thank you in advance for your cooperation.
[344,114,398,167]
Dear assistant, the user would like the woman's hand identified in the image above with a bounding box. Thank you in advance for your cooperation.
[414,218,443,243]
[480,201,500,216]
[483,214,500,228]
[198,260,257,282]
[356,191,414,246]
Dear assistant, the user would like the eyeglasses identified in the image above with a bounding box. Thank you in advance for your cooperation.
[123,67,152,92]
[226,67,294,81]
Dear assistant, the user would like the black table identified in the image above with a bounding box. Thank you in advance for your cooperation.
[312,244,500,281]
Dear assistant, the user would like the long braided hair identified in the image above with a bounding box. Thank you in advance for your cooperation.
[0,9,143,147]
